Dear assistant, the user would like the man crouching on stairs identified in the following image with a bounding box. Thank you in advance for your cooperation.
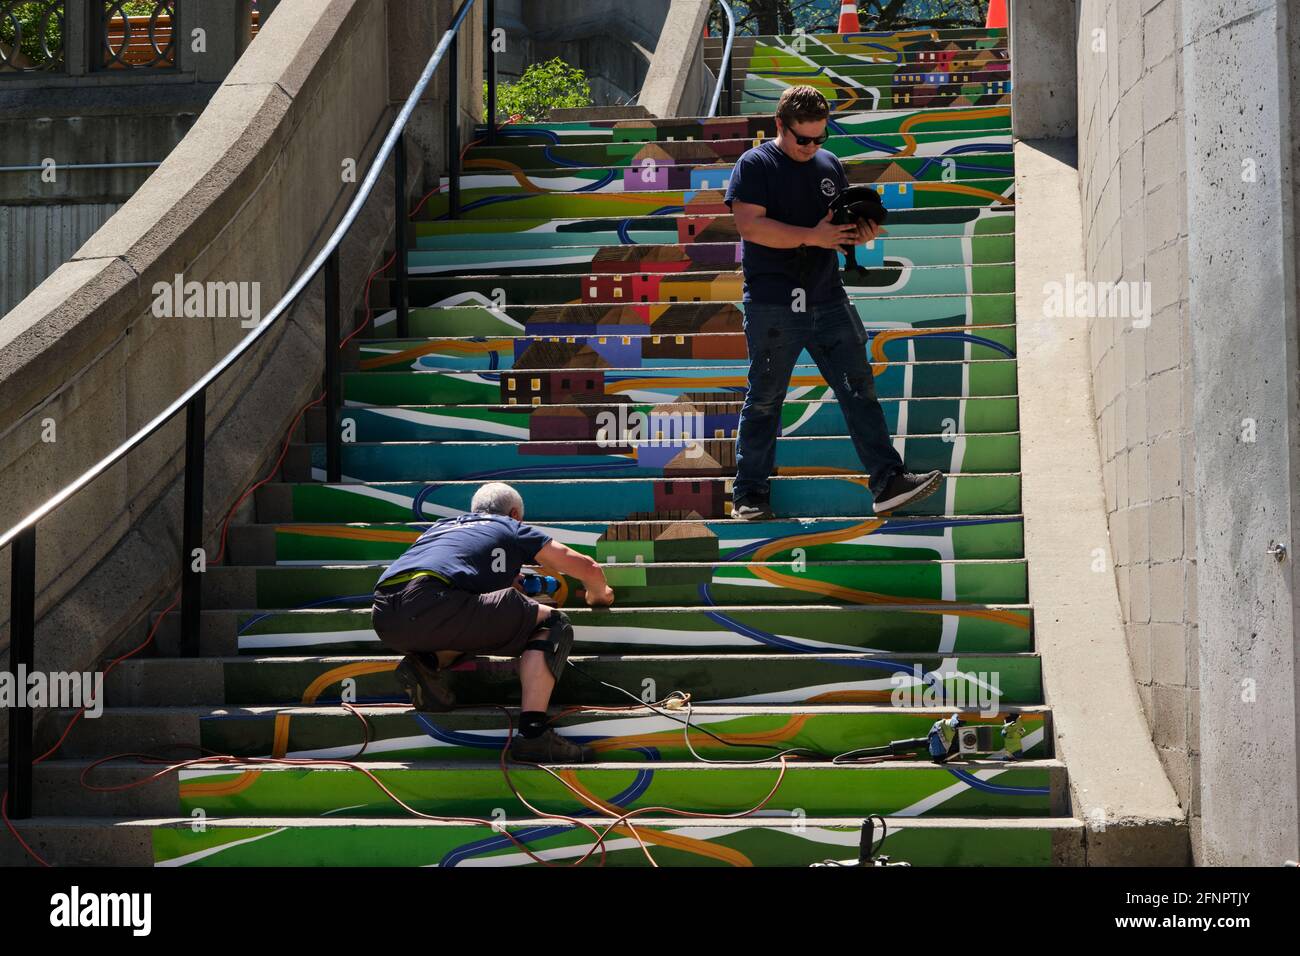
[370,481,615,763]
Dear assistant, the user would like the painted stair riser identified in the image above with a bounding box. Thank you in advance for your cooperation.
[297,434,1020,482]
[486,114,1014,148]
[228,607,1034,656]
[30,761,1055,819]
[417,180,1014,221]
[194,709,1050,762]
[729,64,1009,81]
[705,27,1006,43]
[211,560,1029,610]
[252,515,1027,565]
[650,94,1007,117]
[713,46,1009,68]
[341,361,1019,405]
[461,132,1012,170]
[150,818,1076,868]
[712,34,1003,57]
[453,149,1016,179]
[268,475,1023,522]
[396,265,1016,306]
[364,303,1013,348]
[407,236,1016,273]
[368,295,1018,337]
[409,208,1016,247]
[359,332,1018,370]
[439,165,1013,202]
[199,654,1044,707]
[169,762,1063,819]
[730,86,1010,111]
[327,398,1020,443]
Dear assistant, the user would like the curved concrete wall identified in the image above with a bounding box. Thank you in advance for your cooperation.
[0,0,481,746]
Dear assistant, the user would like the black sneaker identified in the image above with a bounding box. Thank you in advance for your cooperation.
[394,653,457,712]
[731,498,775,520]
[508,728,594,764]
[872,469,943,514]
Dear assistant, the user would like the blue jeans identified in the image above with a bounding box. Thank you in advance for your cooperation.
[733,295,905,503]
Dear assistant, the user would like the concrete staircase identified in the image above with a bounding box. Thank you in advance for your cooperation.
[11,25,1087,866]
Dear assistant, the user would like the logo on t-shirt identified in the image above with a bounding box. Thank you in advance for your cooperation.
[820,177,838,197]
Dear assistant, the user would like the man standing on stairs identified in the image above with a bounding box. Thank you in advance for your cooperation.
[370,482,615,763]
[724,85,944,520]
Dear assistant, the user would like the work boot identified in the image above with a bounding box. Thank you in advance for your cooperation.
[394,653,457,712]
[731,497,775,520]
[872,469,944,514]
[508,728,594,764]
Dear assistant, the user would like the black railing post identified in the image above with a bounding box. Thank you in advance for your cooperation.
[393,130,410,339]
[180,391,205,658]
[485,0,496,144]
[6,527,36,819]
[324,249,342,484]
[448,30,460,220]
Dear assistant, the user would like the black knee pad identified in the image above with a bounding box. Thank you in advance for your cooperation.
[524,610,574,681]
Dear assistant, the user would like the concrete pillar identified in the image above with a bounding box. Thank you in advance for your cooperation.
[386,0,482,192]
[190,0,253,84]
[640,0,710,118]
[1182,0,1300,865]
[64,0,90,75]
[1010,0,1078,138]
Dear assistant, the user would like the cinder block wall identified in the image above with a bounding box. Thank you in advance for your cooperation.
[1075,0,1200,858]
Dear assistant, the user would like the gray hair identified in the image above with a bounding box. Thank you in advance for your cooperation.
[470,482,524,517]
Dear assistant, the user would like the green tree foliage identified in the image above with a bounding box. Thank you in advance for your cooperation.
[2,1,174,67]
[709,0,989,36]
[485,57,593,123]
[1,1,65,64]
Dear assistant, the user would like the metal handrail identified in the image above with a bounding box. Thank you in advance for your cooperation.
[706,0,736,117]
[1,0,493,820]
[0,0,479,553]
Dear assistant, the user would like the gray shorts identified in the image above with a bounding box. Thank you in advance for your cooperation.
[370,576,542,657]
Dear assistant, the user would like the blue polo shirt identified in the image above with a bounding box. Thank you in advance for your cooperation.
[724,138,850,305]
[376,513,553,594]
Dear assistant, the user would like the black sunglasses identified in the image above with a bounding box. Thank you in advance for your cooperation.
[790,130,829,146]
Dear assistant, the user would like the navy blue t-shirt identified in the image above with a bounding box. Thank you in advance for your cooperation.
[724,139,850,305]
[376,513,553,594]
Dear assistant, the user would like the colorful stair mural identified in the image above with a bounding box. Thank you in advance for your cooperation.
[36,25,1086,867]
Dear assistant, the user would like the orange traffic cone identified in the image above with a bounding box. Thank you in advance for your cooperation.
[838,1,860,34]
[986,0,1008,29]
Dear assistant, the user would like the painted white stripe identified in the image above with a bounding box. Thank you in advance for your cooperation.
[448,823,858,867]
[894,766,1012,817]
[719,677,908,705]
[442,174,604,191]
[526,524,602,547]
[238,629,378,651]
[577,626,874,653]
[155,828,288,867]
[371,407,529,440]
[411,252,594,275]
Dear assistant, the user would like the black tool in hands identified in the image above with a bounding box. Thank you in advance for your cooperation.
[828,184,889,272]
